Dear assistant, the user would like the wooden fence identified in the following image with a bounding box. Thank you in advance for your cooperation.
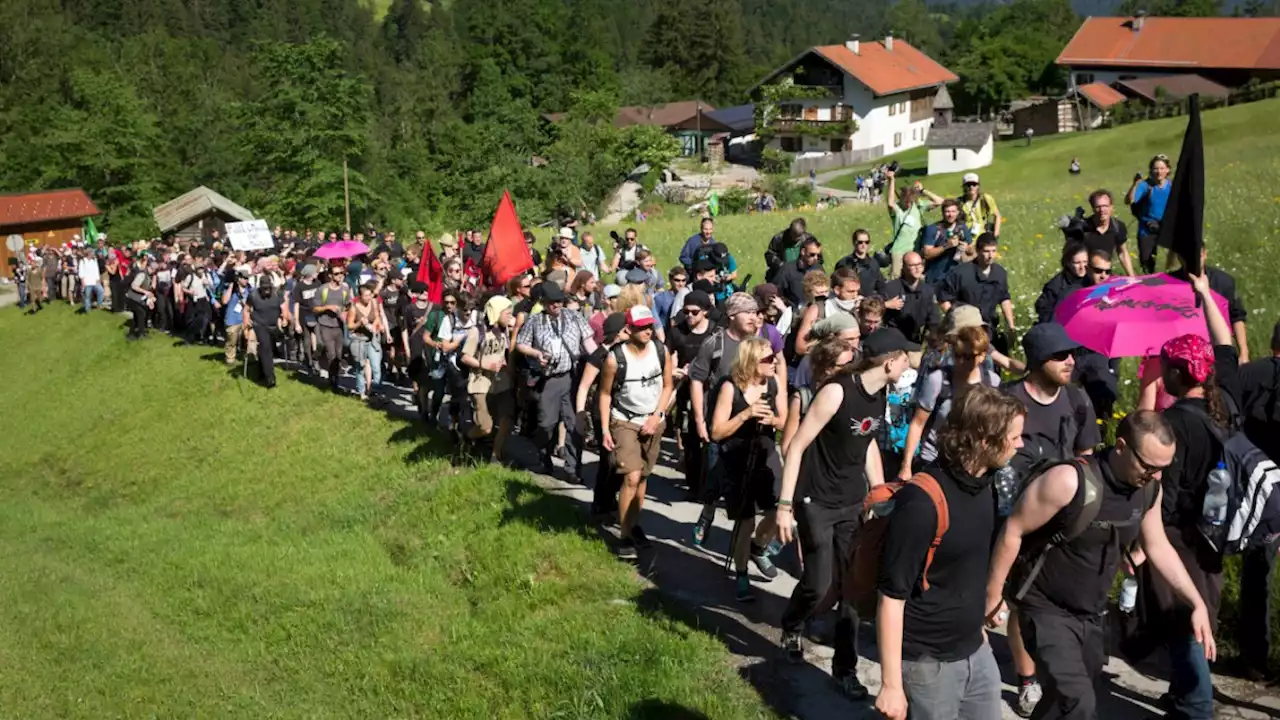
[790,146,885,176]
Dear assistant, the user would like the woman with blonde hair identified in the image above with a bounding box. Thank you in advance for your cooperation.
[710,336,787,602]
[898,325,1001,480]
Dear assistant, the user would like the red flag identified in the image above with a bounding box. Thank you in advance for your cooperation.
[415,239,444,304]
[482,190,535,287]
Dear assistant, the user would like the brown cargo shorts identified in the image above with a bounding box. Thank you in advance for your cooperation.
[610,417,664,476]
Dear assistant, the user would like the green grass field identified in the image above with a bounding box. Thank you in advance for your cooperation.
[610,98,1280,362]
[0,308,772,718]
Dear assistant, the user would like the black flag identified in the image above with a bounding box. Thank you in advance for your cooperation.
[1155,94,1204,276]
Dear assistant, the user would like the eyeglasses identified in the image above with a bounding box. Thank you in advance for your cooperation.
[1089,266,1112,276]
[443,299,457,306]
[685,307,703,316]
[1092,203,1112,211]
[963,182,979,188]
[672,277,688,284]
[905,262,924,269]
[855,239,870,246]
[1130,446,1171,480]
[1048,350,1074,363]
[759,354,776,365]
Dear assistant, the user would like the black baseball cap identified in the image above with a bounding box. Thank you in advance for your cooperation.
[602,312,627,342]
[1022,322,1081,368]
[684,290,712,310]
[863,328,917,357]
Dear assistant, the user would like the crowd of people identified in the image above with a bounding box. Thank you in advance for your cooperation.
[9,153,1280,720]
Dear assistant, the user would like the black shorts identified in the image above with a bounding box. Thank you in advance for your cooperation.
[723,439,782,521]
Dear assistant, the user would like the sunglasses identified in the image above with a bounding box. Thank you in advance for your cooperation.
[685,307,703,316]
[759,354,776,365]
[1048,350,1074,362]
[1089,266,1112,275]
[964,182,979,187]
[1131,447,1171,480]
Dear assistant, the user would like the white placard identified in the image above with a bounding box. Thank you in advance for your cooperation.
[225,219,274,251]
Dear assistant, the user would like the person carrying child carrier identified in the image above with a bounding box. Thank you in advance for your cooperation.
[986,411,1215,720]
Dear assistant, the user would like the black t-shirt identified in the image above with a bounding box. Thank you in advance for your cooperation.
[292,279,322,320]
[248,291,284,327]
[877,463,994,661]
[798,372,885,508]
[1018,454,1148,616]
[1161,344,1240,537]
[668,319,713,368]
[381,287,406,330]
[1004,380,1101,462]
[1082,216,1128,258]
[402,302,431,357]
[1236,356,1280,462]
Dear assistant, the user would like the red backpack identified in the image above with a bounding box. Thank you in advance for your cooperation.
[847,473,950,619]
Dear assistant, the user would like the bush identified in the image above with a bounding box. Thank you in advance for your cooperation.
[764,173,813,210]
[717,187,754,215]
[760,148,793,175]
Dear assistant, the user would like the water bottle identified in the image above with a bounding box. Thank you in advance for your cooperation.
[995,464,1019,517]
[1118,575,1138,614]
[1202,461,1231,528]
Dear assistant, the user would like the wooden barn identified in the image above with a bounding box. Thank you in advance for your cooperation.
[153,186,255,244]
[0,188,100,277]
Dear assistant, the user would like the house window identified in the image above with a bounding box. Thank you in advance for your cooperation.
[780,136,800,152]
[889,103,896,116]
[952,148,958,161]
[894,132,902,148]
[1076,73,1095,86]
[900,101,908,114]
[830,138,850,152]
[802,105,819,121]
[779,104,801,119]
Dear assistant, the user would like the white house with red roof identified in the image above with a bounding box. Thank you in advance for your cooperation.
[1058,16,1280,90]
[752,34,958,161]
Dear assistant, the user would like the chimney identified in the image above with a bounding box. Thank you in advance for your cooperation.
[1133,10,1146,31]
[845,33,860,55]
[884,33,894,52]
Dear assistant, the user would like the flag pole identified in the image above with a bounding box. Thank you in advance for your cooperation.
[343,157,351,233]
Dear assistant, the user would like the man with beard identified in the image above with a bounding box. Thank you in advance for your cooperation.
[667,290,716,499]
[881,251,940,346]
[834,228,886,296]
[1035,242,1089,325]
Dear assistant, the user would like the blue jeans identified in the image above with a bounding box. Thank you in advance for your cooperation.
[16,278,27,307]
[1167,635,1214,719]
[356,340,382,395]
[82,283,104,312]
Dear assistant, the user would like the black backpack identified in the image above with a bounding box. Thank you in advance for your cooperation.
[1012,456,1158,601]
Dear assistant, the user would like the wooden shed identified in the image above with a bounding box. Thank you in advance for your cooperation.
[0,188,100,277]
[153,186,255,244]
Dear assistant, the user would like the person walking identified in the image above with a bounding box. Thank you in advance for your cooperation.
[245,276,290,388]
[460,295,517,463]
[77,248,105,312]
[775,327,916,699]
[598,305,675,559]
[937,234,1017,355]
[875,385,1027,720]
[312,266,353,392]
[986,411,1216,720]
[347,283,386,401]
[124,257,157,340]
[1034,242,1089,325]
[1125,154,1172,274]
[515,282,596,481]
[710,336,786,601]
[886,168,942,276]
[222,267,252,365]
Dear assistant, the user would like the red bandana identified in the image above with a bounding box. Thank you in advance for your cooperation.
[1161,334,1214,384]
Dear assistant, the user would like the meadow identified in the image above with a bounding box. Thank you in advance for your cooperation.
[2,98,1280,717]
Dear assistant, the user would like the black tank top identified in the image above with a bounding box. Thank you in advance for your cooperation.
[798,372,885,509]
[717,377,779,448]
[1019,453,1148,616]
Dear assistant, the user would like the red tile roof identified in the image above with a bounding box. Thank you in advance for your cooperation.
[1116,74,1232,102]
[813,40,958,97]
[1058,16,1280,70]
[1077,81,1127,109]
[0,189,99,228]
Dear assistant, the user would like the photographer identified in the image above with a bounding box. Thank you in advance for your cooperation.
[919,200,972,284]
[689,242,737,302]
[678,218,717,271]
[609,228,644,274]
[886,167,942,277]
[959,173,1001,241]
[1125,154,1172,274]
[1081,189,1133,277]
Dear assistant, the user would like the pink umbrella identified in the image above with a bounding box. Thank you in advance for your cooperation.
[314,240,369,260]
[1054,273,1230,358]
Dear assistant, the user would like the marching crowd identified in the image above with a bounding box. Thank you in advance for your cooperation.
[10,155,1280,720]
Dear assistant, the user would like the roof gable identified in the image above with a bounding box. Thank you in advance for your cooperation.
[0,189,99,228]
[926,122,994,149]
[152,186,255,233]
[1058,16,1280,71]
[814,40,958,96]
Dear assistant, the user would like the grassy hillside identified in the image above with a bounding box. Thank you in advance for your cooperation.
[0,308,771,718]
[603,99,1280,360]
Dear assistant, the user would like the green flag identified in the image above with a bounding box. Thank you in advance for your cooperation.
[84,218,100,246]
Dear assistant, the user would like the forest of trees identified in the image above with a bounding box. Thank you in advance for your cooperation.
[0,0,1266,237]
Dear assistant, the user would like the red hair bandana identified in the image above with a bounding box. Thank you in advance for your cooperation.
[1161,334,1214,384]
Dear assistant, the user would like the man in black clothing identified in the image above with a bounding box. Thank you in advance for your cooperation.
[1168,245,1250,363]
[987,411,1215,720]
[1034,242,1089,325]
[462,229,485,267]
[667,290,716,499]
[881,251,940,344]
[833,228,885,296]
[1081,189,1133,276]
[938,234,1016,354]
[774,235,825,307]
[875,386,1026,720]
[764,217,809,283]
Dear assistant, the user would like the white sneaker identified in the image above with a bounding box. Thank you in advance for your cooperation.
[1014,680,1042,718]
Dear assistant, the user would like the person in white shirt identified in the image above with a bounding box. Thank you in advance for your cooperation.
[77,248,105,312]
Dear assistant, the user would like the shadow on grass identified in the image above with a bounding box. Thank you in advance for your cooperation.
[624,699,709,720]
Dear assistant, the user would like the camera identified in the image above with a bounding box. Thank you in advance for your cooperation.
[609,230,623,249]
[887,160,901,174]
[1057,206,1090,243]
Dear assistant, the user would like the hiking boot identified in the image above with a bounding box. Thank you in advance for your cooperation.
[781,631,804,661]
[750,546,779,580]
[630,526,653,549]
[835,673,869,701]
[691,516,711,549]
[1014,679,1043,718]
[616,538,638,560]
[735,574,755,603]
